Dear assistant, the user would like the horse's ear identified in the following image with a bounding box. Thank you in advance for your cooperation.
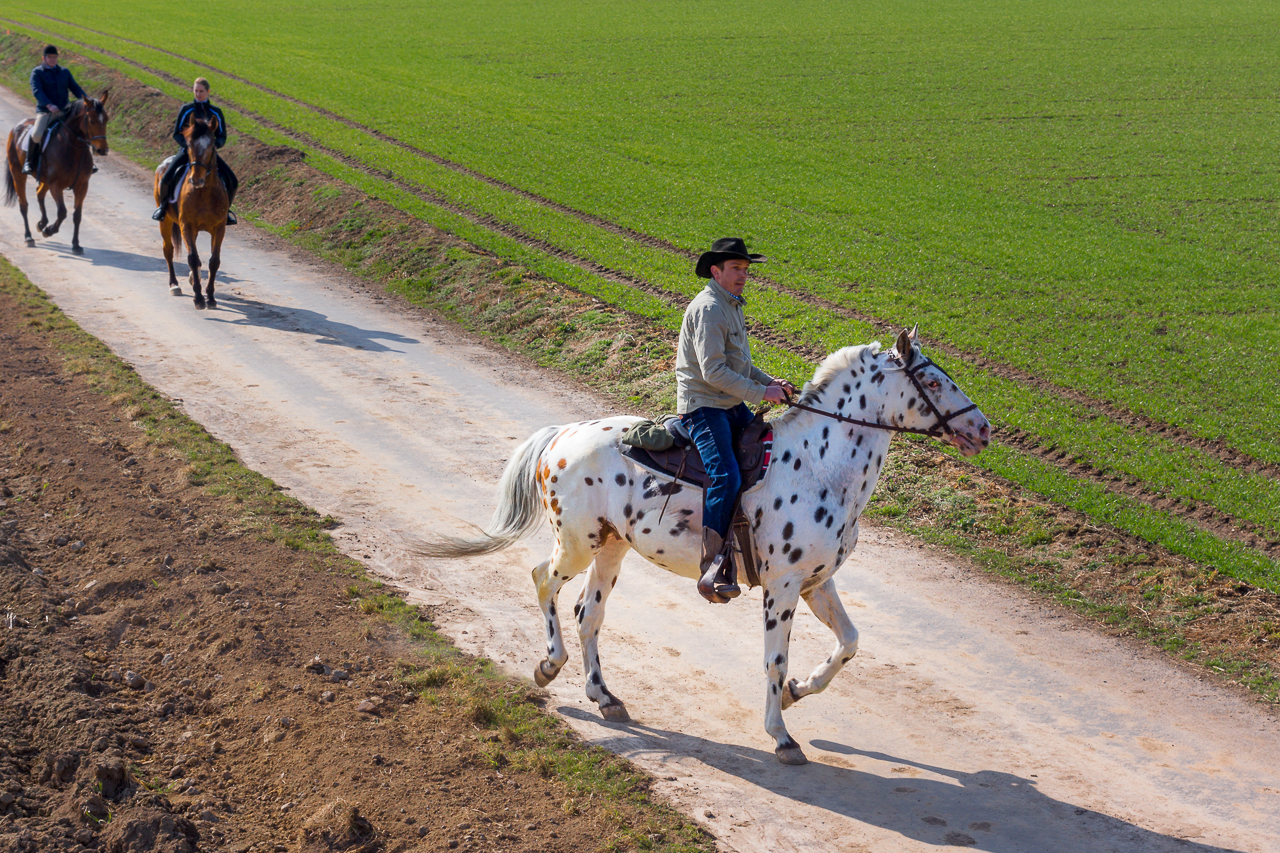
[99,89,110,107]
[895,328,914,365]
[907,323,919,344]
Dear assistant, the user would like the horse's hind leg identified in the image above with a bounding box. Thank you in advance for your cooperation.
[34,186,49,234]
[574,538,630,722]
[783,578,859,711]
[11,170,34,246]
[531,539,594,687]
[41,189,66,238]
[162,222,181,294]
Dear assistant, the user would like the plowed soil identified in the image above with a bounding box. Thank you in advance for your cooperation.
[0,287,694,853]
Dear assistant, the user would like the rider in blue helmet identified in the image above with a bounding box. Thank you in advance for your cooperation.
[152,77,239,225]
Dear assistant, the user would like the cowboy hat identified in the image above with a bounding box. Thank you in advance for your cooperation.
[695,237,767,279]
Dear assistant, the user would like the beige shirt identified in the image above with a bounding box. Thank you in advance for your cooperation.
[675,280,773,413]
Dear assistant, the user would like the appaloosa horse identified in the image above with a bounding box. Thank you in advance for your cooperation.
[3,93,110,255]
[155,115,228,308]
[420,329,990,764]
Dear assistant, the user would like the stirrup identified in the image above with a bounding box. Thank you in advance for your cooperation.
[226,210,237,225]
[697,553,740,603]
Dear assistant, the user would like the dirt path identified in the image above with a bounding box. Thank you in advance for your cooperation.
[2,87,1278,853]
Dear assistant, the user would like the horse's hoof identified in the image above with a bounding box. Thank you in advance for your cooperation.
[71,246,83,256]
[533,660,558,687]
[24,239,34,247]
[169,285,182,296]
[776,745,809,766]
[600,700,630,723]
[206,297,217,309]
[194,299,207,310]
[781,678,802,711]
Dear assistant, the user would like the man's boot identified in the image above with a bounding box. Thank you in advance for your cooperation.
[697,528,740,603]
[21,141,39,176]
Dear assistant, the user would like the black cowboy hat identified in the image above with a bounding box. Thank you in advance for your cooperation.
[695,237,767,279]
[43,45,58,56]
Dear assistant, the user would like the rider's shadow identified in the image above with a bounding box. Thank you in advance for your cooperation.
[204,291,418,353]
[49,244,246,285]
[558,709,1246,853]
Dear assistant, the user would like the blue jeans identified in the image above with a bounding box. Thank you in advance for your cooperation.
[682,403,753,539]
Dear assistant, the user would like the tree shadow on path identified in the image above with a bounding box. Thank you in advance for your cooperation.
[559,707,1247,853]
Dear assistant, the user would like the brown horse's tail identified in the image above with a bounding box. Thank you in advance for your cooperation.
[3,145,16,208]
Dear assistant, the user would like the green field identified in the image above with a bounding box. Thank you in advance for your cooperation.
[1,0,1278,589]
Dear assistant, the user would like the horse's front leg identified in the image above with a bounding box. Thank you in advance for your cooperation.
[206,224,226,308]
[783,578,859,710]
[574,539,629,722]
[531,538,593,688]
[70,182,87,255]
[762,579,806,765]
[182,225,204,308]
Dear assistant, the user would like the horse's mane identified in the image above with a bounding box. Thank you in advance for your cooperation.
[771,342,886,427]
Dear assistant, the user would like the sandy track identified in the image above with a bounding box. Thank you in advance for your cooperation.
[1,87,1277,853]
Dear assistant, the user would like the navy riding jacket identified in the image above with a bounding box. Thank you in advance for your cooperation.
[172,100,228,150]
[30,64,87,113]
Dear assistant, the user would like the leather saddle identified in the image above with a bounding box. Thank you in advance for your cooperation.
[621,409,774,588]
[622,409,773,492]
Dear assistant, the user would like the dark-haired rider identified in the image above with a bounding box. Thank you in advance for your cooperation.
[152,77,238,224]
[24,44,86,176]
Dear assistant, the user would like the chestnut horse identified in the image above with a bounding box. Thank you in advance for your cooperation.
[155,116,228,309]
[3,93,110,255]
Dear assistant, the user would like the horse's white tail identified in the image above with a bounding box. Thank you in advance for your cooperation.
[412,425,560,558]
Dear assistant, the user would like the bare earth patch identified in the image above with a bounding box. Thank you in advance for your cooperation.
[0,286,709,852]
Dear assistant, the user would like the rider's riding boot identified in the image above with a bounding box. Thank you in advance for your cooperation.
[151,203,167,222]
[21,143,39,176]
[697,528,739,603]
[225,210,237,226]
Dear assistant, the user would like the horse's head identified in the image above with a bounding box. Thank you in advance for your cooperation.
[182,115,219,188]
[76,90,110,156]
[885,327,990,457]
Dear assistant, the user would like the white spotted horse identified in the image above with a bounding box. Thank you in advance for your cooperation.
[418,329,989,765]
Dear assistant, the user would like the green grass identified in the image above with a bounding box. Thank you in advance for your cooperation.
[4,2,1278,594]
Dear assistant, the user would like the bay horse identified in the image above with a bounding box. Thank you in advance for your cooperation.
[419,329,990,764]
[3,93,110,255]
[155,115,228,308]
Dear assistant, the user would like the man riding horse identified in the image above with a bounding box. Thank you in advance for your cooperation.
[152,77,238,225]
[679,237,795,604]
[23,45,86,177]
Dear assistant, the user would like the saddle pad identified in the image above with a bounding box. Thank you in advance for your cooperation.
[16,125,52,155]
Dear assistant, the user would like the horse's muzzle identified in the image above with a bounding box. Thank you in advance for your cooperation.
[947,417,990,458]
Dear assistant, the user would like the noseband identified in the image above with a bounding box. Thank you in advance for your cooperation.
[784,355,978,439]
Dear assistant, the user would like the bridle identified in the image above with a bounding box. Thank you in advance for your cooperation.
[783,353,978,439]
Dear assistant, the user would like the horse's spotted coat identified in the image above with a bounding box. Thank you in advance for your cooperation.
[437,334,988,762]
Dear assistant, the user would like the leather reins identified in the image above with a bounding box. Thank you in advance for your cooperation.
[783,355,977,439]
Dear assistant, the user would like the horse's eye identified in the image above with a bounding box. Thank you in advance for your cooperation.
[927,379,941,390]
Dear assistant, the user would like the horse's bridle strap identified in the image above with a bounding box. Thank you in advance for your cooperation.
[784,358,976,439]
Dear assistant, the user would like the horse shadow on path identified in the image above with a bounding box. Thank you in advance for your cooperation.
[203,292,418,353]
[49,243,246,286]
[559,708,1247,853]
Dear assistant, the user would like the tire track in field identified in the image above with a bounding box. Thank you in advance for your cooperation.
[14,17,1280,559]
[30,13,1280,488]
